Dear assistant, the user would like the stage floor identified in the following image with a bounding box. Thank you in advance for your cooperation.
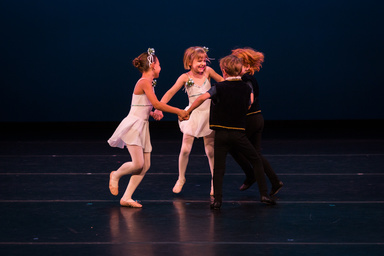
[1,121,383,256]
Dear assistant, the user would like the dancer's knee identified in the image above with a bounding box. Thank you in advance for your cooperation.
[131,160,144,174]
[180,147,191,158]
[205,146,214,159]
[141,161,151,175]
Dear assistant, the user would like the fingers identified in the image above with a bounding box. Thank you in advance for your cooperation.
[154,110,163,118]
[178,111,189,121]
[151,112,163,121]
[178,115,189,121]
[152,110,164,121]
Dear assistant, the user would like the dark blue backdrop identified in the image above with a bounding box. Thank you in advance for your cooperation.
[1,0,383,122]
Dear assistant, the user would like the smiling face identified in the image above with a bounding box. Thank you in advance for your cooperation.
[190,54,207,74]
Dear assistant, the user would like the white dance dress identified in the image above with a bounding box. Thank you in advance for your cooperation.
[108,83,153,152]
[179,75,213,138]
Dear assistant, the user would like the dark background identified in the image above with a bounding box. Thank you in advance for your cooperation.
[1,0,383,122]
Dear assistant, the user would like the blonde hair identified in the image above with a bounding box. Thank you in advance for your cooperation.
[183,46,209,70]
[231,47,264,75]
[219,55,243,77]
[132,52,158,73]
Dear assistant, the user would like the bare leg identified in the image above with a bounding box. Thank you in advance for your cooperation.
[173,133,195,193]
[203,131,215,195]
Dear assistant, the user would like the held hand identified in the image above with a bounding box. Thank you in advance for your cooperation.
[153,109,164,121]
[178,110,189,121]
[150,111,161,121]
[178,114,189,121]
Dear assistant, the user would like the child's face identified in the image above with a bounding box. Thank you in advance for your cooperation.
[153,60,161,78]
[190,55,206,74]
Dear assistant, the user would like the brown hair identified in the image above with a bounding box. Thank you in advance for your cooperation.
[183,46,209,70]
[219,55,243,77]
[231,47,264,75]
[132,52,158,73]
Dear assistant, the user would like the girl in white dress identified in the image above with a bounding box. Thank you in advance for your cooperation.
[108,48,189,208]
[154,46,223,195]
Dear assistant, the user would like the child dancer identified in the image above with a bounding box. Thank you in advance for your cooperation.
[108,48,189,208]
[185,55,276,209]
[231,48,284,196]
[155,46,223,195]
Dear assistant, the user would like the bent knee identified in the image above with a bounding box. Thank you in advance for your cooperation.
[131,161,144,173]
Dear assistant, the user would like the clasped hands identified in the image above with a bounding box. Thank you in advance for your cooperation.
[151,110,164,121]
[151,109,189,121]
[178,110,189,121]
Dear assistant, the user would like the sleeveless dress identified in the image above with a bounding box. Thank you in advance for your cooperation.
[108,79,153,152]
[178,75,213,138]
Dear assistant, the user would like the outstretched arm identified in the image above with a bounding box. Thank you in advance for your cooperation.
[138,79,188,119]
[153,74,187,118]
[186,92,211,115]
[160,74,188,103]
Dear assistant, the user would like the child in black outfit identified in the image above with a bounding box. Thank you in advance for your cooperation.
[230,48,284,196]
[186,55,276,209]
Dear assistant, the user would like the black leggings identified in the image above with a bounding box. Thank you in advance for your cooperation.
[230,113,280,187]
[213,129,268,202]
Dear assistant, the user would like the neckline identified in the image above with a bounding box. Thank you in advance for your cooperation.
[187,73,208,87]
[225,76,242,81]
